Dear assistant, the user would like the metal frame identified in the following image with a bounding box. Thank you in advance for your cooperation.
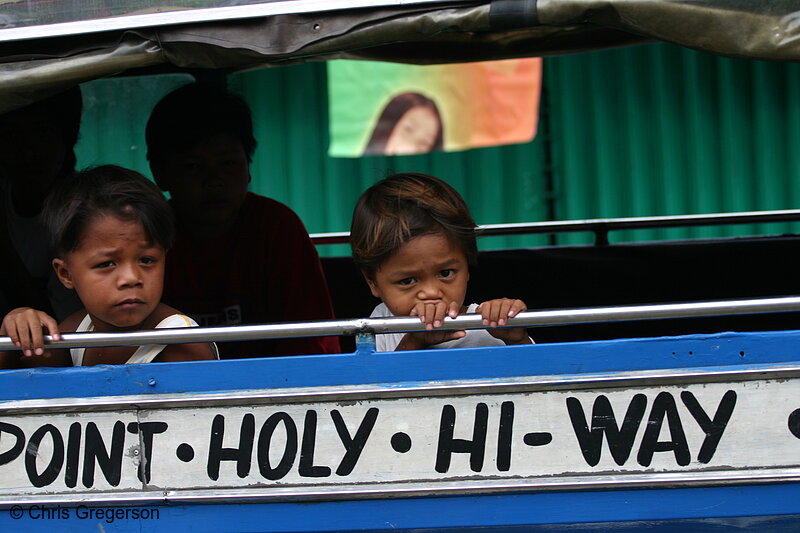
[2,295,799,351]
[310,209,800,245]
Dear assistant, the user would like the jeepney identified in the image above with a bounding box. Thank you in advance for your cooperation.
[3,1,800,531]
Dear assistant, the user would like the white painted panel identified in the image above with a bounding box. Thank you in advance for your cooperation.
[1,376,800,499]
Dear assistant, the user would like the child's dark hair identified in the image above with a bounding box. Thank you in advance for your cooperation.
[44,165,175,257]
[145,82,257,177]
[351,173,477,277]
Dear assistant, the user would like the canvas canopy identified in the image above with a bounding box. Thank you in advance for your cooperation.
[1,0,799,111]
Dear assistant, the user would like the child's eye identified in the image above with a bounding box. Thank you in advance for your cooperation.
[140,256,157,265]
[439,269,455,279]
[396,277,415,286]
[94,261,114,269]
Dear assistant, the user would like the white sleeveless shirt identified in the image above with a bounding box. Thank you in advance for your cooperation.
[70,314,219,366]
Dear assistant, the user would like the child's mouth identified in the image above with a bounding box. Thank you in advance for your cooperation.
[116,299,145,308]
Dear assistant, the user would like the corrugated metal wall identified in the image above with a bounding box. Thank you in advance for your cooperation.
[548,44,800,244]
[75,43,800,256]
[234,61,549,256]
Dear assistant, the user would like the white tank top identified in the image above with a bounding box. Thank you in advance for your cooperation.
[70,314,219,366]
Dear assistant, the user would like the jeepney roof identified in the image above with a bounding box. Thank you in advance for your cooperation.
[1,0,799,112]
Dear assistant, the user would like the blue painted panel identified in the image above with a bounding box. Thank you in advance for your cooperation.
[2,485,800,531]
[1,330,800,402]
[2,331,800,531]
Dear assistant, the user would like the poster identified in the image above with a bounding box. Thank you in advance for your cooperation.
[328,58,542,157]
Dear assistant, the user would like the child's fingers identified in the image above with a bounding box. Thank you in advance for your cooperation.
[2,322,20,348]
[39,314,61,341]
[478,299,528,327]
[500,300,527,327]
[28,323,47,356]
[423,329,465,346]
[447,300,460,319]
[413,302,461,330]
[441,329,466,343]
[13,320,35,356]
[480,299,504,328]
[508,299,527,316]
[411,303,435,329]
[431,301,451,329]
[497,299,518,326]
[420,302,443,329]
[3,309,59,355]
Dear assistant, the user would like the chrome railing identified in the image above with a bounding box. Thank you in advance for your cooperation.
[310,209,800,246]
[2,296,799,351]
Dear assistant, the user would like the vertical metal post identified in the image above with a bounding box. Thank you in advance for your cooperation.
[355,332,377,355]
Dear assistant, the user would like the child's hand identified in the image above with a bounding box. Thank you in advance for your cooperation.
[476,298,531,345]
[411,300,461,331]
[396,329,467,351]
[395,300,465,350]
[1,307,61,357]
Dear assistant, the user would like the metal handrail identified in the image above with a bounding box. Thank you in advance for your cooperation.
[2,296,799,351]
[309,209,800,245]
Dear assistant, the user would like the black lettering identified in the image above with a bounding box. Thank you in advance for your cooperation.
[637,392,690,467]
[681,390,736,463]
[25,424,64,487]
[567,394,647,467]
[207,414,255,480]
[127,422,168,483]
[0,422,25,466]
[496,401,514,472]
[331,407,379,476]
[257,412,297,480]
[299,410,331,477]
[65,422,81,488]
[82,421,126,487]
[435,403,489,473]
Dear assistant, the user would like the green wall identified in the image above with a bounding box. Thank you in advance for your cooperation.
[75,43,800,256]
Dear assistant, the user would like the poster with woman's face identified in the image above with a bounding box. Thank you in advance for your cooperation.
[328,58,542,157]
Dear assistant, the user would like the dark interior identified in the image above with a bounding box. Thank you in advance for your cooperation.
[321,234,800,350]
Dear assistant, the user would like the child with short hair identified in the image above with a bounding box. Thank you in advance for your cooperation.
[0,165,218,368]
[351,172,532,351]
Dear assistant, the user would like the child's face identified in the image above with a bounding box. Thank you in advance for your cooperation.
[158,132,250,231]
[366,233,469,317]
[53,214,165,331]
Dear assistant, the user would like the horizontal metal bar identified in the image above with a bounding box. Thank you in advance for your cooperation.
[1,296,799,351]
[0,0,458,43]
[309,209,800,244]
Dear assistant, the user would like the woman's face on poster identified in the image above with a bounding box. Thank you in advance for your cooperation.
[385,105,441,155]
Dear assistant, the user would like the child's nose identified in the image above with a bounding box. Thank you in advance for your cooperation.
[417,280,443,299]
[118,264,143,287]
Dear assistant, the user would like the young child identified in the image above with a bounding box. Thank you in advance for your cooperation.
[0,165,218,368]
[350,172,532,351]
